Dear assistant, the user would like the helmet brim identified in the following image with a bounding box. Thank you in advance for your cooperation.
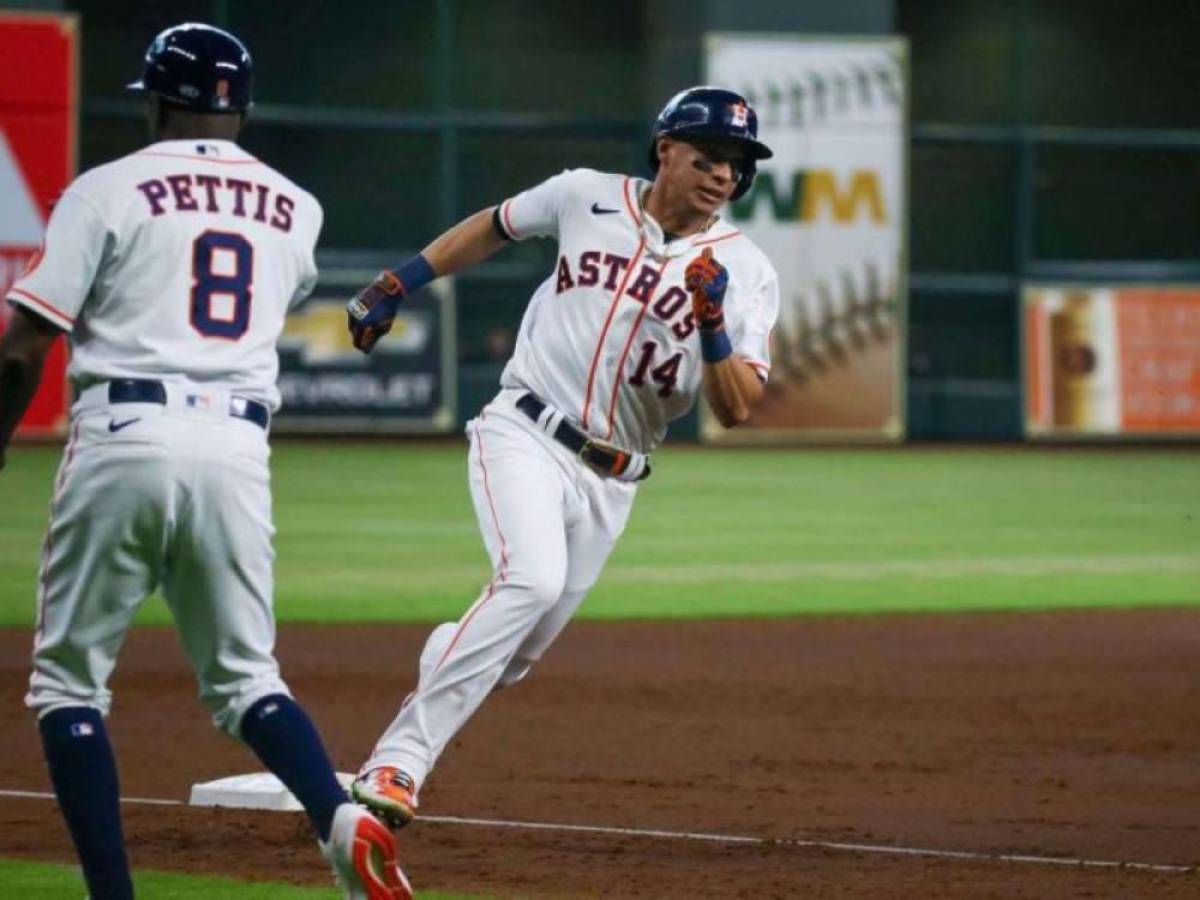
[740,138,773,161]
[664,126,773,161]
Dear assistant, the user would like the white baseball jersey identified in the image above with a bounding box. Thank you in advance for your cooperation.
[494,167,779,453]
[6,138,322,410]
[18,139,321,736]
[363,170,779,788]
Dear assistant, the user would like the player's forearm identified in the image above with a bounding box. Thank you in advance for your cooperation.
[0,310,58,465]
[0,354,45,451]
[702,355,764,428]
[421,208,508,277]
[347,207,510,352]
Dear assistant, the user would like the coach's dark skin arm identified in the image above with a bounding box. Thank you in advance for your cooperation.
[422,208,509,277]
[0,305,61,471]
[703,356,764,428]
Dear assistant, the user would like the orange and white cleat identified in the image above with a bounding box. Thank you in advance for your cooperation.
[352,767,419,829]
[321,802,413,900]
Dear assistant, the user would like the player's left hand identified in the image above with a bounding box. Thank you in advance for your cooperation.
[346,270,405,353]
[685,246,728,328]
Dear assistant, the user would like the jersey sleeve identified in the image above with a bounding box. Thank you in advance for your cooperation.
[493,169,577,242]
[5,190,112,332]
[731,267,780,383]
[289,196,323,308]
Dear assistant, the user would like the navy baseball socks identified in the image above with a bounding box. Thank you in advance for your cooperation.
[38,706,133,900]
[239,694,348,842]
[40,697,348,897]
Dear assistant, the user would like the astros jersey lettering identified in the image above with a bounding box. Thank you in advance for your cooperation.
[8,139,322,409]
[494,167,779,452]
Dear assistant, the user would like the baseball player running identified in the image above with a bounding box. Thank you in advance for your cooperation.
[0,24,410,900]
[345,87,779,828]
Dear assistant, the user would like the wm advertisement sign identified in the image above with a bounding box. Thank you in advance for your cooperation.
[706,35,906,440]
[732,169,887,225]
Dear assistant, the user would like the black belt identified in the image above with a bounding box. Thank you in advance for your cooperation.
[107,378,270,430]
[515,393,648,480]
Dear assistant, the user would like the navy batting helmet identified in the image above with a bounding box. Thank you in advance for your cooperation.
[127,23,252,113]
[648,86,772,200]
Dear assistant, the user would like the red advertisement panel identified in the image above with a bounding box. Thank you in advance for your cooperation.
[1116,289,1200,432]
[0,12,77,437]
[1024,285,1200,437]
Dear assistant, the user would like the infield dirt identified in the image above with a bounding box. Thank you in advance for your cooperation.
[1,610,1197,898]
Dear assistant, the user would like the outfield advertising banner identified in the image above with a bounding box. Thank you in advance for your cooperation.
[704,34,907,442]
[273,275,456,433]
[0,11,76,437]
[1024,285,1200,437]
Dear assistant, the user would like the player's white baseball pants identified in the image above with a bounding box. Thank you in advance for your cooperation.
[364,388,637,788]
[26,381,291,735]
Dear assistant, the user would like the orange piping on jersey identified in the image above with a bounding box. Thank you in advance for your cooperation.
[692,229,741,248]
[431,411,509,674]
[581,237,646,430]
[501,199,521,240]
[603,256,672,440]
[136,151,260,164]
[21,243,46,279]
[621,177,641,228]
[34,417,82,647]
[9,288,75,325]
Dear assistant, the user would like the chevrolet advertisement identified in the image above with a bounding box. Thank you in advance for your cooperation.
[274,273,456,433]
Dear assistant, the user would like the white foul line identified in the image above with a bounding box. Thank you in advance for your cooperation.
[1,788,1193,875]
[1,788,180,807]
[419,814,1195,875]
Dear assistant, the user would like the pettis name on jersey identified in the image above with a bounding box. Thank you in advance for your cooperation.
[136,173,296,232]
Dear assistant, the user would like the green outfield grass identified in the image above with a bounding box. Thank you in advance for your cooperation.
[0,857,482,899]
[1,442,1196,627]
